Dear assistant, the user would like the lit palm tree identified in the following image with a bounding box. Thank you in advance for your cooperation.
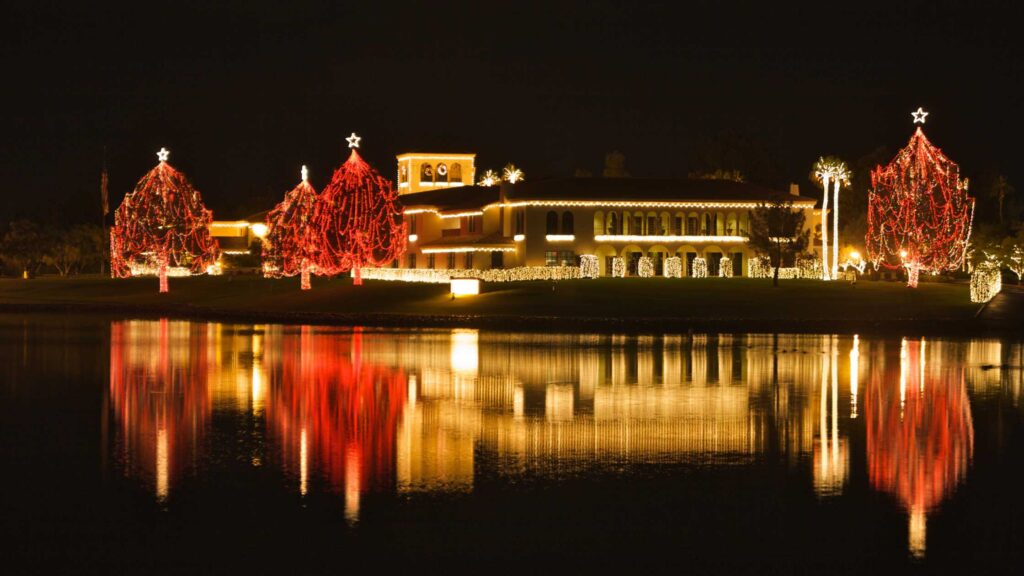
[813,157,850,280]
[502,163,524,183]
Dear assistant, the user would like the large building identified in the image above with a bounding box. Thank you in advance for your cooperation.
[399,158,820,277]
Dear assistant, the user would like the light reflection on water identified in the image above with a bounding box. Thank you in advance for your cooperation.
[103,320,1020,558]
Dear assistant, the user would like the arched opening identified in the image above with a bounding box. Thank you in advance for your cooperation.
[562,211,574,234]
[739,212,750,236]
[621,244,644,276]
[676,245,698,276]
[687,212,700,235]
[594,211,605,236]
[546,211,559,234]
[646,211,658,235]
[622,211,631,235]
[450,163,463,182]
[659,212,671,236]
[606,212,618,235]
[596,245,617,276]
[726,212,738,236]
[673,212,685,235]
[715,213,725,236]
[648,245,670,275]
[436,163,449,183]
[703,213,713,236]
[704,245,724,276]
[419,163,434,184]
[633,211,644,235]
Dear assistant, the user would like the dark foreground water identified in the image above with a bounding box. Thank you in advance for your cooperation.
[2,315,1023,574]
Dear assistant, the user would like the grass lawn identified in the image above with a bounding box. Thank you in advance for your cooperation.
[0,274,980,325]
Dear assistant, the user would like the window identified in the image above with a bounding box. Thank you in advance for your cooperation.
[545,251,558,266]
[427,254,435,269]
[447,253,456,269]
[514,210,525,235]
[633,215,643,235]
[491,251,503,268]
[399,164,409,184]
[607,212,618,235]
[450,163,463,182]
[686,252,697,276]
[406,253,416,269]
[465,252,474,269]
[466,215,481,233]
[687,214,699,235]
[420,163,434,184]
[561,211,574,235]
[647,215,657,235]
[708,252,722,276]
[703,214,712,235]
[546,211,559,234]
[436,163,448,183]
[593,211,604,235]
[558,250,576,266]
[674,216,684,235]
[409,214,417,234]
[732,252,743,277]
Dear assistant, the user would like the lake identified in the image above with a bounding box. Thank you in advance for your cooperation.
[1,315,1022,573]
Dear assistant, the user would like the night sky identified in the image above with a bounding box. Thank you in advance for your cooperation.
[2,0,1021,222]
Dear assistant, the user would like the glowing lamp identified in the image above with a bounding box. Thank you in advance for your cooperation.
[850,250,861,261]
[409,234,418,243]
[250,223,268,238]
[514,234,525,242]
[450,277,480,297]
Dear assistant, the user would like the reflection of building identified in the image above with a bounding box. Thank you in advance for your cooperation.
[108,320,211,502]
[400,174,819,276]
[866,338,974,559]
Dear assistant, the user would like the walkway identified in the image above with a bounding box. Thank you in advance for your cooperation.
[977,283,1024,327]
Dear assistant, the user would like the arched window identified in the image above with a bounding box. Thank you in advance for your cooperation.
[703,214,713,236]
[562,211,574,235]
[715,213,725,236]
[436,163,449,183]
[399,164,409,184]
[727,212,738,236]
[419,163,434,184]
[659,212,671,236]
[646,211,658,235]
[546,211,559,234]
[450,163,463,182]
[687,212,699,235]
[594,211,604,235]
[607,212,618,235]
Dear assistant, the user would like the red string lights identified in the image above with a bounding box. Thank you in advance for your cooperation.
[866,112,975,287]
[263,166,319,290]
[310,135,407,285]
[110,148,220,293]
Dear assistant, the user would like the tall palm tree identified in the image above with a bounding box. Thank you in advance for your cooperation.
[813,157,850,280]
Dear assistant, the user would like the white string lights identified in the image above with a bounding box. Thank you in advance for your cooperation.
[637,256,654,278]
[611,257,625,278]
[664,256,682,278]
[358,265,582,283]
[580,255,599,279]
[719,256,733,278]
[692,257,708,278]
[970,266,1002,303]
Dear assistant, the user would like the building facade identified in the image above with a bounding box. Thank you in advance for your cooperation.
[400,162,820,277]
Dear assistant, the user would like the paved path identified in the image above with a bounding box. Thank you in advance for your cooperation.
[978,283,1024,326]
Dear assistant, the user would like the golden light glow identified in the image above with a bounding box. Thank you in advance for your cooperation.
[545,234,575,242]
[156,427,169,502]
[420,246,515,254]
[594,234,747,243]
[299,428,308,496]
[250,223,268,238]
[408,234,418,243]
[450,278,480,297]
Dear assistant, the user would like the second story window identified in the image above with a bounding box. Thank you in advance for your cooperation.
[546,211,559,234]
[408,214,417,234]
[561,211,574,235]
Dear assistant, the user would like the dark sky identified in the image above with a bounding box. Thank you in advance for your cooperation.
[2,0,1021,222]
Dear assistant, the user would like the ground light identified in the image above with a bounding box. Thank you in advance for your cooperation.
[450,278,480,297]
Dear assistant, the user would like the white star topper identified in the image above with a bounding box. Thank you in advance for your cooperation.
[301,165,309,182]
[157,147,170,162]
[911,107,929,124]
[346,132,361,148]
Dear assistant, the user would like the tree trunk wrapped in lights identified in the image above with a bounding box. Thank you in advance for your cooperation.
[110,148,219,293]
[866,111,975,287]
[311,135,406,285]
[263,166,319,290]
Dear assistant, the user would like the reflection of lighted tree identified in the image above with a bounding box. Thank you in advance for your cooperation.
[108,319,211,502]
[866,338,974,559]
[265,327,408,522]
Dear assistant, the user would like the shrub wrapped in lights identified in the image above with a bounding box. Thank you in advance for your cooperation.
[580,254,599,278]
[719,256,733,278]
[664,256,682,278]
[692,257,708,278]
[637,256,654,278]
[611,257,626,278]
[110,148,219,293]
[970,266,1001,303]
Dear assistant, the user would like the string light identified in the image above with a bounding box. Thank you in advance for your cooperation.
[664,256,682,278]
[593,234,746,243]
[545,234,575,242]
[611,257,625,278]
[478,170,499,187]
[719,256,733,278]
[814,158,851,281]
[502,164,524,183]
[310,138,407,285]
[110,148,219,293]
[580,255,599,278]
[263,166,320,290]
[866,111,975,287]
[692,257,708,278]
[345,132,361,148]
[359,265,582,283]
[970,266,1001,303]
[637,256,654,278]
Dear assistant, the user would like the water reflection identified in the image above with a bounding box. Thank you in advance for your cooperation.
[866,337,974,559]
[105,321,1007,558]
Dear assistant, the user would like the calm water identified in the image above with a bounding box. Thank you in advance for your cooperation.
[2,315,1023,574]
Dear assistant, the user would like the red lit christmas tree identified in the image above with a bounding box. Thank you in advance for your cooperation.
[311,133,406,285]
[110,148,219,293]
[263,165,319,290]
[866,109,975,287]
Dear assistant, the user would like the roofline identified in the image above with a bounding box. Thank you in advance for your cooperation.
[396,153,477,161]
[403,198,817,216]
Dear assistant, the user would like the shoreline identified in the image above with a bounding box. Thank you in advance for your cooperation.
[2,300,1018,337]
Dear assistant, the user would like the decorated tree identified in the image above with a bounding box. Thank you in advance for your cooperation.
[263,165,319,290]
[110,148,219,293]
[866,109,975,287]
[311,133,406,285]
[812,156,850,280]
